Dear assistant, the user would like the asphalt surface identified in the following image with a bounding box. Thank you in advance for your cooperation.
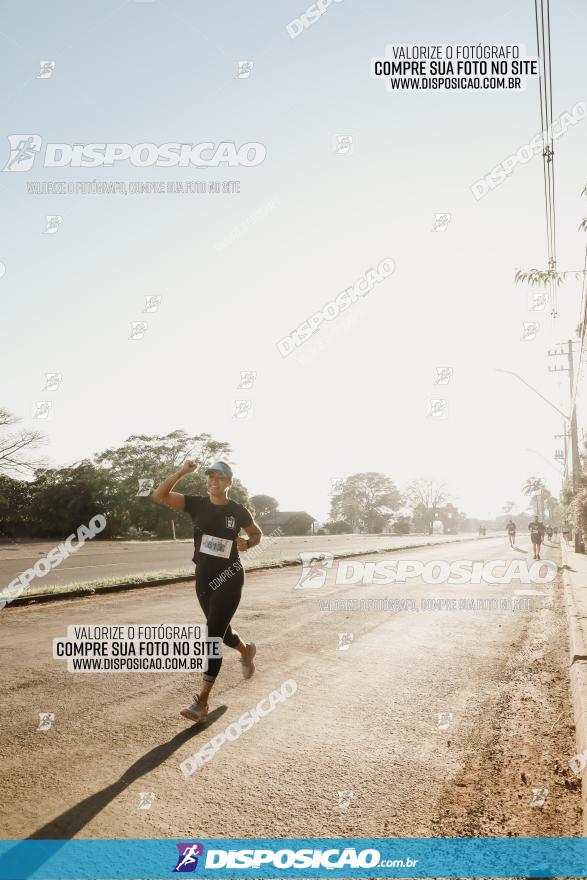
[0,535,581,842]
[1,533,478,590]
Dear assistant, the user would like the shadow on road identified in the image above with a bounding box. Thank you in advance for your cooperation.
[0,706,229,880]
[27,705,227,840]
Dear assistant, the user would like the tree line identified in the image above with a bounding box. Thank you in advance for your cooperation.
[0,408,468,540]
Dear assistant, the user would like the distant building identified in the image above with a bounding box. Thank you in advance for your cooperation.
[258,511,317,536]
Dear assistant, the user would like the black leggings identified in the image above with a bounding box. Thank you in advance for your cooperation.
[196,568,244,681]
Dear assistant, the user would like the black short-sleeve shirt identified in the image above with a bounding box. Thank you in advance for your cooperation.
[183,495,253,578]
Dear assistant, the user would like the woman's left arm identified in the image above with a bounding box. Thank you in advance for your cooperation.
[237,521,263,551]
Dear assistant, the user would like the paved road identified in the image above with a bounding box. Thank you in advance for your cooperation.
[0,535,581,844]
[0,532,487,590]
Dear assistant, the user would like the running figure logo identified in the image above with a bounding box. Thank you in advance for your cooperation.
[36,712,55,732]
[4,135,42,171]
[530,788,549,808]
[143,295,162,313]
[432,212,451,231]
[44,215,62,234]
[173,843,204,872]
[434,367,453,386]
[436,711,454,731]
[37,61,55,79]
[43,372,62,391]
[336,790,354,811]
[521,322,539,341]
[226,515,236,529]
[138,791,155,810]
[296,552,334,589]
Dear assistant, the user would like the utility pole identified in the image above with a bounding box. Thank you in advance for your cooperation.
[554,429,569,481]
[548,341,581,491]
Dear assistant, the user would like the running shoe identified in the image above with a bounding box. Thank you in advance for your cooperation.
[180,695,209,723]
[240,642,256,679]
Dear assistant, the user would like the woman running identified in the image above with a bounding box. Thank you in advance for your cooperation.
[153,460,262,723]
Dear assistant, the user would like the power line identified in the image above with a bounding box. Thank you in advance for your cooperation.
[534,0,557,316]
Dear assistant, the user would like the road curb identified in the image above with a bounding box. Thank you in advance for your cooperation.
[5,534,499,609]
[560,539,587,834]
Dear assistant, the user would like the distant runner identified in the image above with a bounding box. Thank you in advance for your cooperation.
[506,519,516,547]
[153,460,262,724]
[528,516,545,560]
[546,525,553,541]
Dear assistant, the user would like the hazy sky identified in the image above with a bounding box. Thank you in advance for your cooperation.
[1,0,586,522]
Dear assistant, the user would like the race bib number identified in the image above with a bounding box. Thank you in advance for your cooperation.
[200,534,233,558]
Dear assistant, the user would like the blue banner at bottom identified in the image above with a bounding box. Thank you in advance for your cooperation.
[0,838,585,879]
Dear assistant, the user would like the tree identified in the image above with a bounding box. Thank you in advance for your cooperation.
[515,183,587,317]
[502,501,516,515]
[250,495,279,518]
[94,431,249,539]
[0,408,45,476]
[330,472,401,533]
[522,477,547,517]
[27,461,111,539]
[0,475,31,538]
[404,479,449,534]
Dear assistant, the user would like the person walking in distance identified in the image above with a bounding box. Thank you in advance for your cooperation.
[506,519,516,548]
[153,459,262,723]
[528,515,545,561]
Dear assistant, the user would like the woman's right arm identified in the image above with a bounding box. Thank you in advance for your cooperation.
[152,460,199,511]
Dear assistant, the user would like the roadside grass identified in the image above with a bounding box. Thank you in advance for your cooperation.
[22,556,300,599]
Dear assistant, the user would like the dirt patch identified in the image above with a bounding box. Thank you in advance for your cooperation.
[432,574,582,839]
